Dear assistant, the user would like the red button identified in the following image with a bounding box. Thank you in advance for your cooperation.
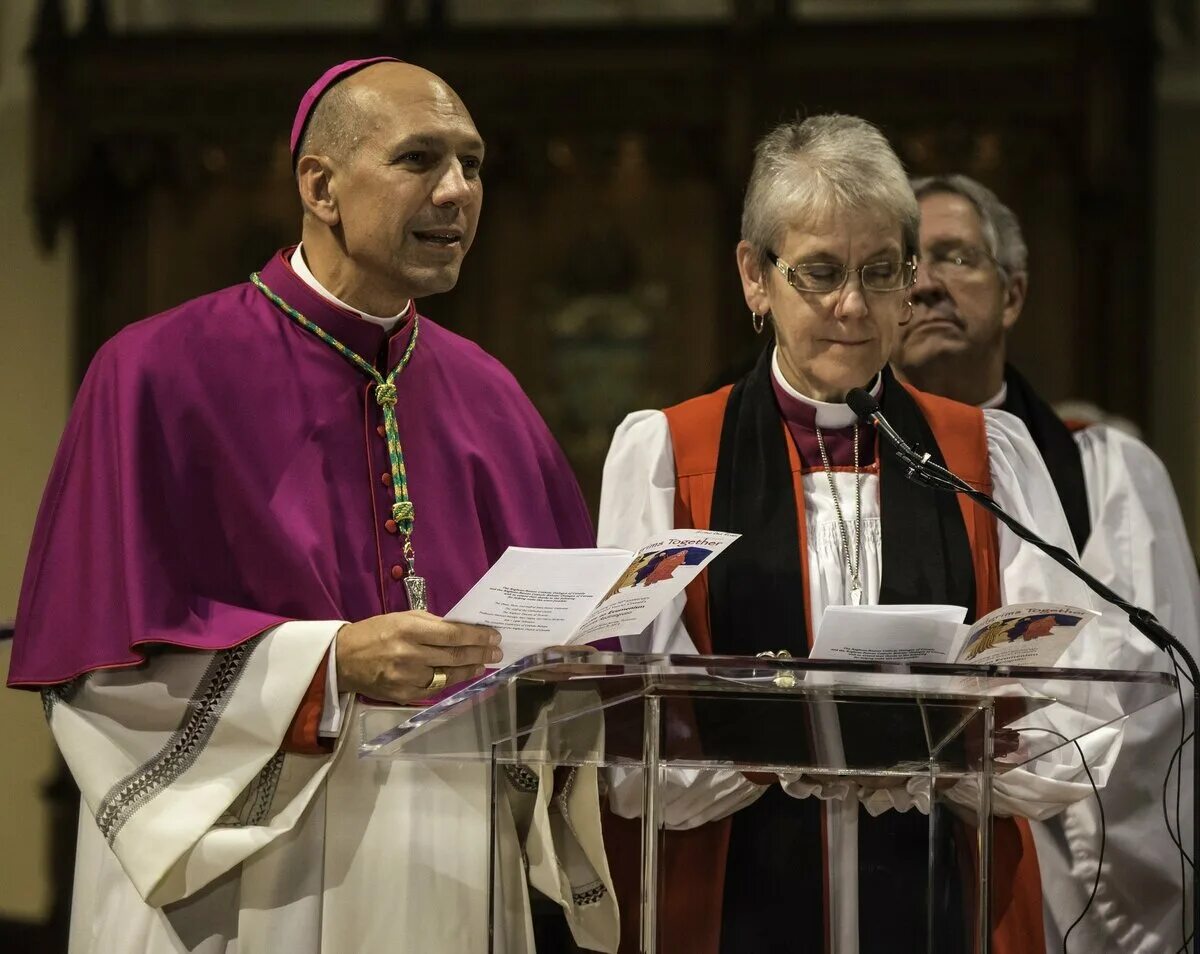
[376,425,386,438]
[390,565,404,581]
[381,472,393,487]
[384,519,398,534]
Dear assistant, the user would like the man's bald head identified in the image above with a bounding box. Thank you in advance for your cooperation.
[295,63,470,171]
[295,81,365,168]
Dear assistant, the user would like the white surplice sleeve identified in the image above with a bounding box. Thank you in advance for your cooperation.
[942,410,1130,819]
[598,410,768,827]
[598,410,696,656]
[1074,424,1200,671]
[1031,425,1199,953]
[319,628,352,738]
[44,620,343,907]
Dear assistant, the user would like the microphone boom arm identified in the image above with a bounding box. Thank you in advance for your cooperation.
[847,386,1199,945]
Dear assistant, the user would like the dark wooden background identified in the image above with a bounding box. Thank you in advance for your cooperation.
[30,0,1151,511]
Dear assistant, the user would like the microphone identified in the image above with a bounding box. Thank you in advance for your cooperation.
[845,388,905,451]
[846,388,955,491]
[848,385,1200,932]
[843,386,883,424]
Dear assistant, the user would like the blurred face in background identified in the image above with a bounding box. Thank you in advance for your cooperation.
[893,191,1026,398]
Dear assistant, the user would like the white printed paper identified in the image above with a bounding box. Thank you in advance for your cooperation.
[812,604,968,664]
[446,531,740,667]
[810,602,1096,669]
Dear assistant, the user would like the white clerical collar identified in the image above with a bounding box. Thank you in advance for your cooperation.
[290,244,412,331]
[770,346,882,428]
[979,382,1008,410]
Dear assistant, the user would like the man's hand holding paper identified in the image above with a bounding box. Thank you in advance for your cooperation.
[335,611,502,704]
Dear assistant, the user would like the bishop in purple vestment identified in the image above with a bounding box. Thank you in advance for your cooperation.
[9,59,617,954]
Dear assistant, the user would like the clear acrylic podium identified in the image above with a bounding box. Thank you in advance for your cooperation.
[359,650,1175,953]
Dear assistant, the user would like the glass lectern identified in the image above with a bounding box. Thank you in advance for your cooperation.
[359,650,1174,953]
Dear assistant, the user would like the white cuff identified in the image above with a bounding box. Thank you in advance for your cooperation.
[319,623,351,738]
[605,767,768,829]
[777,774,932,816]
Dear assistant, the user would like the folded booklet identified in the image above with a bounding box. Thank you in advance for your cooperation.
[446,530,740,668]
[810,602,1099,668]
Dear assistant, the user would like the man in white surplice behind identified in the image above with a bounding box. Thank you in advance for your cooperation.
[891,173,1199,953]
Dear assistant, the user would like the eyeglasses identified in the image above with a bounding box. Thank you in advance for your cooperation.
[766,251,917,294]
[920,244,1002,278]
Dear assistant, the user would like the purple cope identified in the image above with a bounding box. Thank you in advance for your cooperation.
[9,249,594,688]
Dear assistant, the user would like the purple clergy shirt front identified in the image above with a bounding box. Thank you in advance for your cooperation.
[769,362,881,471]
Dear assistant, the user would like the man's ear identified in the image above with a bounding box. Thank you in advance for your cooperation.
[296,155,340,227]
[736,240,773,316]
[1001,271,1027,332]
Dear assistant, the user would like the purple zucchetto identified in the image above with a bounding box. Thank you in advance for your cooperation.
[289,57,402,167]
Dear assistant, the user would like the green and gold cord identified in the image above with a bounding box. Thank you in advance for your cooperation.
[250,272,421,574]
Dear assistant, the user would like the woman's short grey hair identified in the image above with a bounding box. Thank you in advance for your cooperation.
[911,174,1028,278]
[740,114,919,271]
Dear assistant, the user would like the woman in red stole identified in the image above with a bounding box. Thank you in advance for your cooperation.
[598,115,1126,954]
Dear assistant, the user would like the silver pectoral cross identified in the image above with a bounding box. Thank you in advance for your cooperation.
[404,574,429,612]
[849,578,863,606]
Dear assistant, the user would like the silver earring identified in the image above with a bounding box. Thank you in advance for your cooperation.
[751,311,765,335]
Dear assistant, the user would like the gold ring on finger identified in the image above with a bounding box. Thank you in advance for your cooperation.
[425,668,448,692]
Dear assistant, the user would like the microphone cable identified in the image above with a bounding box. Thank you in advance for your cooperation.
[1028,662,1194,954]
[1165,647,1196,953]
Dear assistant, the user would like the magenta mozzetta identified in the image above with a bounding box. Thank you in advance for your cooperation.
[9,249,593,687]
